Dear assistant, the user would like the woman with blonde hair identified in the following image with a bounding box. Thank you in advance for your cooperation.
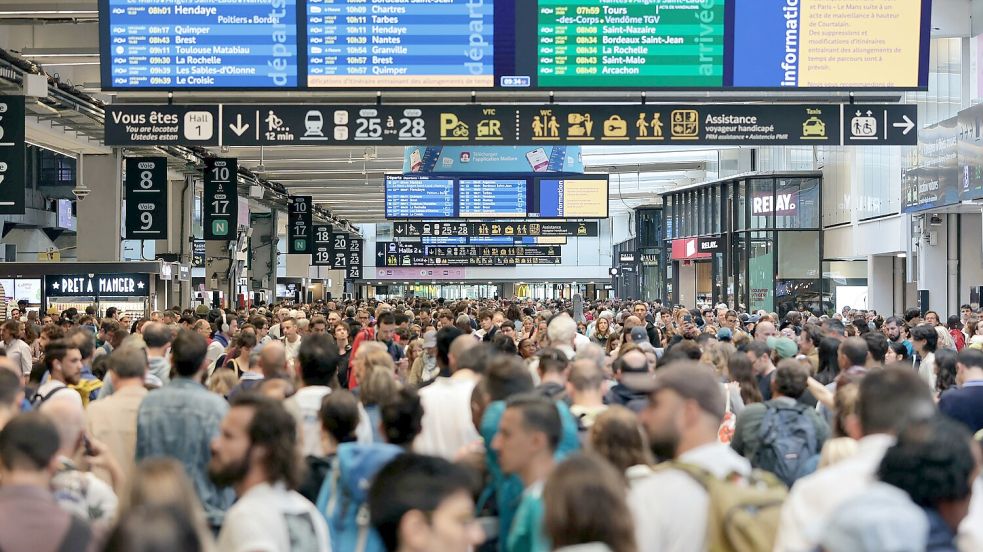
[120,458,214,550]
[358,347,400,442]
[543,453,637,552]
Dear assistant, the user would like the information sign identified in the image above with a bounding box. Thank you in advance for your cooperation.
[203,158,239,241]
[312,224,333,266]
[124,157,168,239]
[287,196,313,254]
[346,239,363,280]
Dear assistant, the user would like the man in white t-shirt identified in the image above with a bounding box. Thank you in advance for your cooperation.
[415,329,481,459]
[210,393,331,552]
[282,318,303,367]
[34,340,83,408]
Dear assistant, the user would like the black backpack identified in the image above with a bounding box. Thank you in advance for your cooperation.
[753,402,820,487]
[31,385,72,409]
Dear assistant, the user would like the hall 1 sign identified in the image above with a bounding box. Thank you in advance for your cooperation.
[203,158,238,241]
[312,224,333,266]
[0,96,25,215]
[124,157,168,239]
[288,196,313,254]
[346,239,363,280]
[45,274,151,298]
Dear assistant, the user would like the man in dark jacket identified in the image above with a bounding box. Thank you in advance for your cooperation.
[633,302,662,348]
[604,348,651,412]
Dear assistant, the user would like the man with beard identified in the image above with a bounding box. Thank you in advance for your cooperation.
[882,316,914,358]
[33,340,83,408]
[210,393,331,552]
[627,362,752,552]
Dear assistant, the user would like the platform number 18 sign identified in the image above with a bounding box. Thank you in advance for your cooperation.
[124,157,167,239]
[203,158,238,241]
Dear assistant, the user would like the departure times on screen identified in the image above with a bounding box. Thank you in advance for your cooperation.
[306,0,495,88]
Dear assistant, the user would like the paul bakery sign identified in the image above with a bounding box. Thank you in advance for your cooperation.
[45,274,151,298]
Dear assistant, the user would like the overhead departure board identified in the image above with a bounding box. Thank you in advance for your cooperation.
[385,177,456,219]
[459,179,527,218]
[100,0,299,89]
[99,0,931,91]
[385,174,608,219]
[306,0,495,88]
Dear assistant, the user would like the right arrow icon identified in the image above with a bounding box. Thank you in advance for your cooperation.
[893,115,915,135]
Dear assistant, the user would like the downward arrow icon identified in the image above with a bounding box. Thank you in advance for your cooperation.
[229,114,250,136]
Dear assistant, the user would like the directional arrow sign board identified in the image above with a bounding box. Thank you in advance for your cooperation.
[842,105,918,145]
[105,104,919,147]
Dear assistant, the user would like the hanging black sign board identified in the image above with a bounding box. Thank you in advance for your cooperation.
[124,157,168,239]
[203,158,238,241]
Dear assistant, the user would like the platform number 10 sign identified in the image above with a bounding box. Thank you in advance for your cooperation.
[124,157,167,239]
[204,158,238,241]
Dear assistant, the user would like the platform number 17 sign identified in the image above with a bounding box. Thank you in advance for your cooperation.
[204,158,238,241]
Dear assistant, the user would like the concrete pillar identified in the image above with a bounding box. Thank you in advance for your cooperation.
[867,255,895,315]
[155,177,193,308]
[248,211,278,293]
[917,216,949,315]
[76,153,122,261]
[205,240,234,304]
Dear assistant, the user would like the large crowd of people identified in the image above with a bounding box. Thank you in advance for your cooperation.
[0,296,982,552]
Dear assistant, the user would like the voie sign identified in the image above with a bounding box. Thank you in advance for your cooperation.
[45,274,150,298]
[752,192,798,216]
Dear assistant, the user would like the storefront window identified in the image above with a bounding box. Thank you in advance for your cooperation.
[736,180,747,231]
[750,178,775,229]
[776,280,821,318]
[734,232,748,309]
[663,198,674,239]
[778,232,820,279]
[711,186,722,234]
[775,177,821,229]
[748,231,775,312]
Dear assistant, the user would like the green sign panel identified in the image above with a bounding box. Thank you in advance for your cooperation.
[537,0,725,88]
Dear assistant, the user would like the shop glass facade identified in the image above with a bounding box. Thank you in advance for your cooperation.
[663,172,823,315]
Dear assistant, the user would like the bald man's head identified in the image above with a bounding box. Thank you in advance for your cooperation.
[259,341,288,379]
[449,335,478,374]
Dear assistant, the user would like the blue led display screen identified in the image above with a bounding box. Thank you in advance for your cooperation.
[100,0,299,89]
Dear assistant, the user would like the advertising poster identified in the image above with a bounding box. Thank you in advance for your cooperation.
[403,146,584,174]
[903,116,960,212]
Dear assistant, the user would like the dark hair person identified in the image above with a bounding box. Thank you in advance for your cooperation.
[543,453,637,552]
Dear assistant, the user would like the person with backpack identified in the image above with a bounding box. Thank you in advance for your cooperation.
[33,340,84,409]
[730,359,829,487]
[628,361,787,552]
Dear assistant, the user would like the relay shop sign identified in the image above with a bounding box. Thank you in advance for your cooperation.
[124,157,167,239]
[45,274,150,298]
[287,196,313,254]
[0,96,25,215]
[105,104,918,147]
[752,192,798,216]
[697,236,723,254]
[203,158,238,241]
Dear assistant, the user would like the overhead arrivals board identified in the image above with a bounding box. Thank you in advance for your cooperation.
[99,0,931,91]
[384,174,609,220]
[105,104,918,148]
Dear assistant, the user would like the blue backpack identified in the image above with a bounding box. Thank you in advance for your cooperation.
[316,442,403,552]
[754,402,820,487]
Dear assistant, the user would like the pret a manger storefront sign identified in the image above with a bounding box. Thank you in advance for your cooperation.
[45,274,150,298]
